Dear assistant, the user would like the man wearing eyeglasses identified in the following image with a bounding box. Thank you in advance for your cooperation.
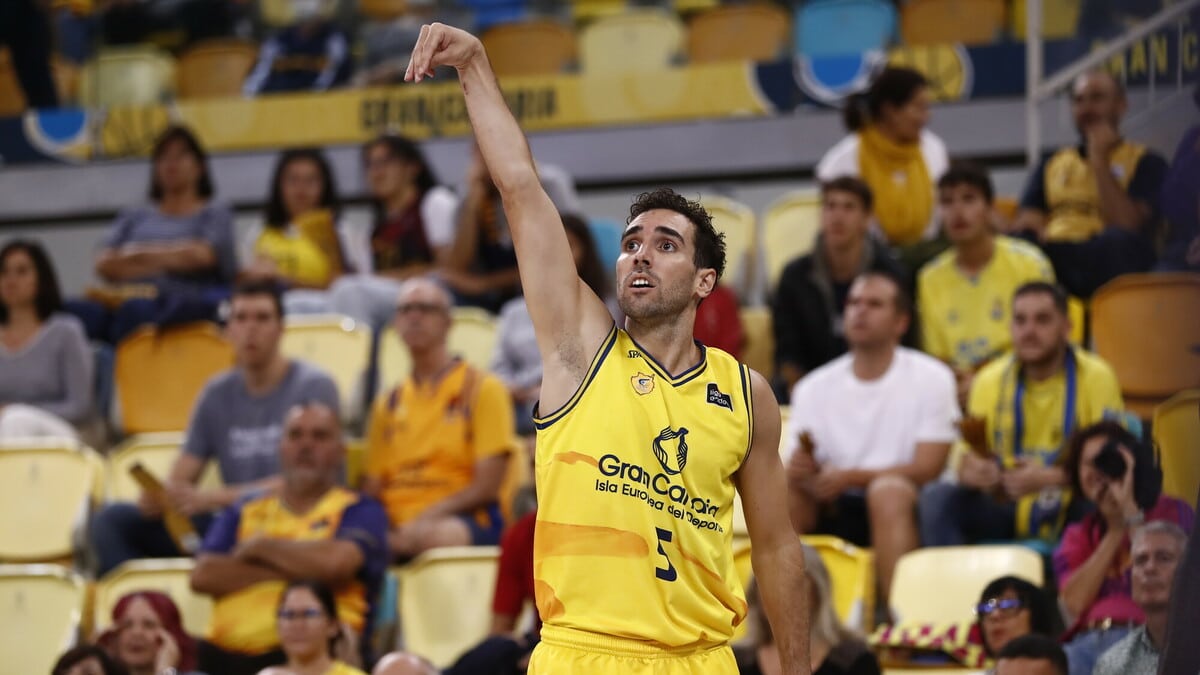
[1092,521,1188,675]
[363,277,515,561]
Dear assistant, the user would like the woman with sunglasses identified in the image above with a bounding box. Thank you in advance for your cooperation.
[258,581,366,675]
[975,576,1056,664]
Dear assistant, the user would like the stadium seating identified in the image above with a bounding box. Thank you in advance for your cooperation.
[78,46,177,107]
[115,323,235,434]
[359,0,410,21]
[901,0,1005,46]
[796,0,896,57]
[376,307,499,394]
[280,315,372,422]
[761,191,822,291]
[1010,0,1083,39]
[889,545,1043,625]
[1153,389,1200,507]
[1090,273,1200,418]
[580,9,685,74]
[396,546,501,668]
[93,558,213,637]
[701,195,759,301]
[588,218,624,273]
[0,443,103,563]
[0,564,87,674]
[482,19,577,77]
[571,0,628,22]
[739,307,774,381]
[176,39,257,99]
[106,433,222,502]
[460,0,528,32]
[687,3,792,65]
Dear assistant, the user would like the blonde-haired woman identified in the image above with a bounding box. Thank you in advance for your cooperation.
[738,544,880,675]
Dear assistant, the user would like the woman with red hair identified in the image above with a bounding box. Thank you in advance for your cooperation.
[97,591,200,675]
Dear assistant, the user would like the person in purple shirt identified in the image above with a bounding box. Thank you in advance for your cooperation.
[1052,421,1194,675]
[1156,83,1200,272]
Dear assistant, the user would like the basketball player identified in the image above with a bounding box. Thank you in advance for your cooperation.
[406,24,809,675]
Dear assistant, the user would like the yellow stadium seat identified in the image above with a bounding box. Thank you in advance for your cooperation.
[1067,294,1086,346]
[376,308,497,394]
[1011,0,1082,39]
[106,433,222,502]
[281,315,371,422]
[359,0,409,21]
[901,0,1005,46]
[0,444,103,562]
[1154,390,1200,507]
[739,307,774,381]
[1090,273,1200,418]
[93,558,212,637]
[579,9,685,74]
[762,191,821,292]
[0,564,87,674]
[115,323,235,435]
[482,20,577,77]
[176,39,257,99]
[702,195,758,300]
[687,3,791,64]
[79,46,177,107]
[571,0,627,22]
[396,547,500,668]
[259,0,335,27]
[346,437,367,489]
[889,545,1042,625]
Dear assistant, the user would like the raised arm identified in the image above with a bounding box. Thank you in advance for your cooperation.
[734,370,810,675]
[406,24,614,412]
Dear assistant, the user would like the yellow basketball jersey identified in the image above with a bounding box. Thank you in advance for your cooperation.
[531,326,753,649]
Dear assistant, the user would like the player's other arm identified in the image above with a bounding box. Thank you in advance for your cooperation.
[407,25,612,406]
[734,370,811,675]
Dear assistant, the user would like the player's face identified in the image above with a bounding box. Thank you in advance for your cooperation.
[616,210,709,322]
[939,183,991,245]
[820,190,870,250]
[1131,531,1182,612]
[844,276,907,349]
[280,157,325,220]
[226,294,284,370]
[0,248,38,309]
[1071,73,1125,135]
[279,404,342,492]
[1011,293,1068,367]
[393,283,452,353]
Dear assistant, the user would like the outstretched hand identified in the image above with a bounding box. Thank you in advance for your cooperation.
[404,22,484,83]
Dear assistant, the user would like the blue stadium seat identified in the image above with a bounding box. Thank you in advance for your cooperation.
[588,218,624,273]
[460,0,528,32]
[796,0,896,58]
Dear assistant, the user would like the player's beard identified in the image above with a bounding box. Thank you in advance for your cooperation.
[618,277,693,323]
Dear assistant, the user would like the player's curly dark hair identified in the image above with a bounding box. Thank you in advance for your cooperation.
[627,188,727,281]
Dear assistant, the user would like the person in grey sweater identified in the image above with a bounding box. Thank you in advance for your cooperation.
[0,239,94,440]
[90,281,340,575]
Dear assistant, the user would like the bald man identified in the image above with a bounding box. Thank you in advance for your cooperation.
[363,278,515,560]
[1013,70,1168,297]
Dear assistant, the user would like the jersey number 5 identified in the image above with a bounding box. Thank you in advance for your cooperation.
[654,527,677,582]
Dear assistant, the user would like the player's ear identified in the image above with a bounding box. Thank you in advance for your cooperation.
[695,267,716,300]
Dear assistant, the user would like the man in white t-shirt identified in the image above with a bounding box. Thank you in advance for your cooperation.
[785,270,958,602]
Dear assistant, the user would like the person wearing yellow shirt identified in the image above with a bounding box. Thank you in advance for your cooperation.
[919,162,1054,407]
[258,581,368,675]
[1012,71,1168,298]
[919,282,1124,547]
[364,278,514,560]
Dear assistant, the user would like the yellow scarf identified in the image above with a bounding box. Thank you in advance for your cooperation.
[858,126,934,246]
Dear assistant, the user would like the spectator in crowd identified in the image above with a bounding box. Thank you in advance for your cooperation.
[52,645,128,675]
[1092,521,1186,675]
[694,283,743,360]
[816,67,949,269]
[95,591,200,675]
[241,148,370,315]
[1160,485,1200,673]
[98,0,239,52]
[0,0,58,110]
[0,240,94,440]
[439,146,580,312]
[993,635,1068,675]
[243,0,351,96]
[918,163,1054,405]
[736,544,880,675]
[1054,421,1194,675]
[920,282,1123,547]
[72,126,237,344]
[365,278,513,560]
[190,402,387,675]
[772,177,904,393]
[1157,83,1200,272]
[91,282,340,575]
[330,135,458,333]
[492,214,613,435]
[785,271,958,602]
[975,576,1057,660]
[258,581,367,675]
[1012,70,1168,297]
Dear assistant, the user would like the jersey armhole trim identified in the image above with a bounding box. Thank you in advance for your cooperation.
[737,363,754,471]
[532,323,618,430]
